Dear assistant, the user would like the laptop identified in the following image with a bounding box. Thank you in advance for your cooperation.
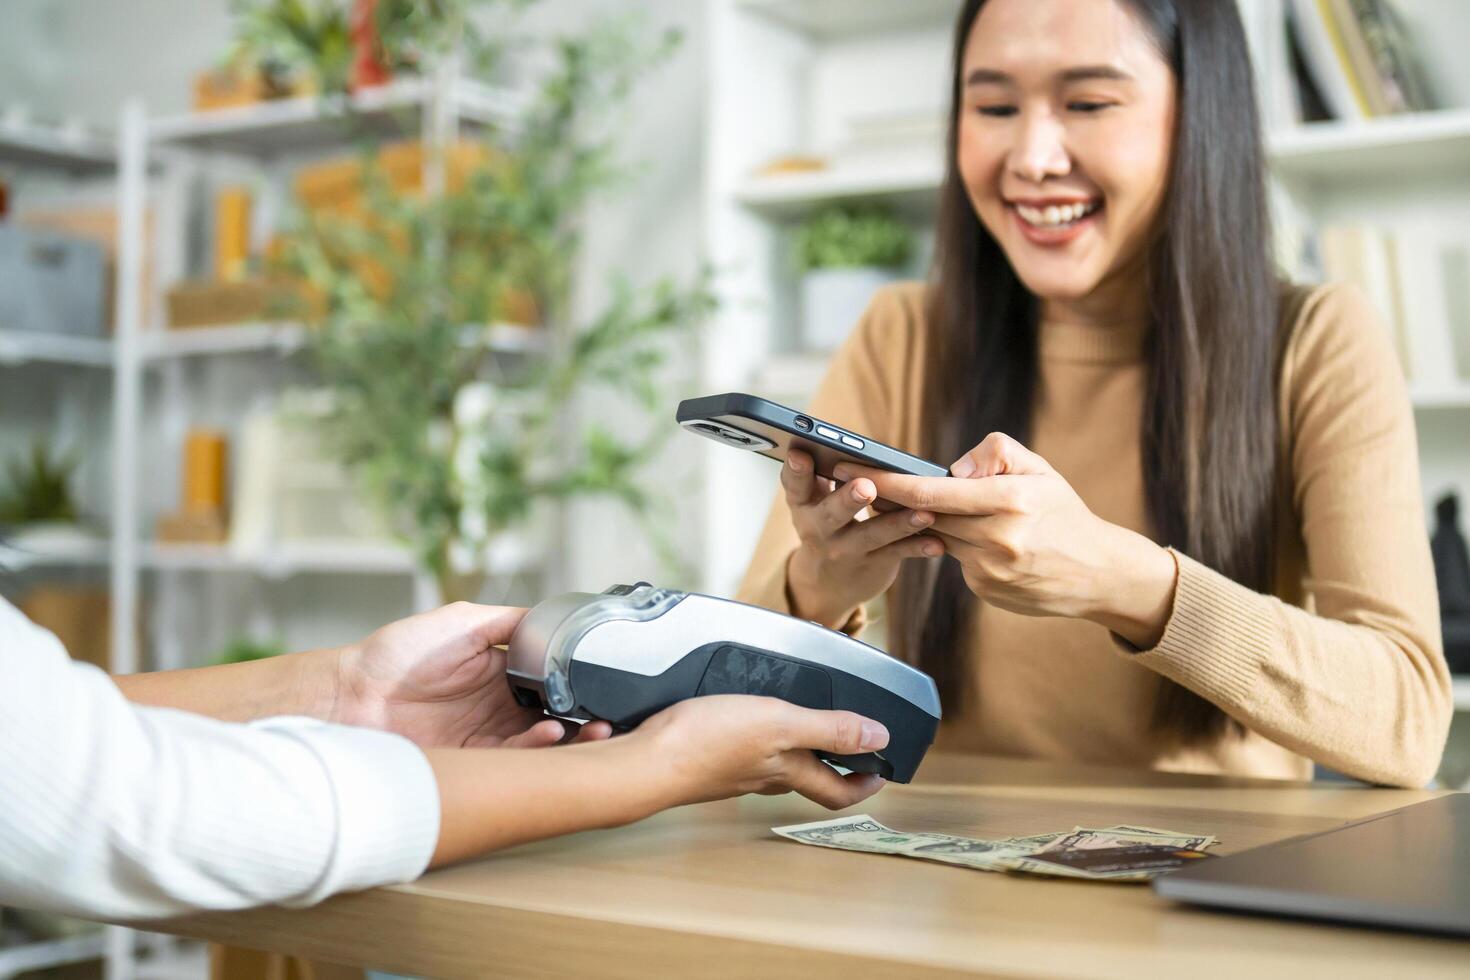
[1153,793,1470,937]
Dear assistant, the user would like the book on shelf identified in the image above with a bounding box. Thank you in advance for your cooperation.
[1288,0,1367,120]
[1330,0,1389,116]
[1284,0,1437,122]
[1248,0,1307,130]
[1315,222,1469,389]
[1347,0,1437,114]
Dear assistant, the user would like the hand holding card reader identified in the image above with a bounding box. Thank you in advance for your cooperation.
[506,582,942,782]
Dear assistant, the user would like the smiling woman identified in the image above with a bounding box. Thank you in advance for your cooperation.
[909,0,1278,743]
[737,0,1452,788]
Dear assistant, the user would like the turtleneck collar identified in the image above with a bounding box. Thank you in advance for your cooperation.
[1037,309,1150,364]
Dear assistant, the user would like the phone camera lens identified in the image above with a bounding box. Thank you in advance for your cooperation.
[794,416,813,432]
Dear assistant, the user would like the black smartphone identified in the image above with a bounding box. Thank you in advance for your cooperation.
[677,392,949,480]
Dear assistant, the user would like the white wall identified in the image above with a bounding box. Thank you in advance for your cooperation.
[512,0,711,595]
[0,0,236,127]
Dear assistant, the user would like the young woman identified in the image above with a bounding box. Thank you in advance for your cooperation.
[0,598,887,919]
[738,0,1450,787]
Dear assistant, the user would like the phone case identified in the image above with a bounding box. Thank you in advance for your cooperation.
[676,392,948,480]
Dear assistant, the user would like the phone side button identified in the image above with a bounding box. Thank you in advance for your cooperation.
[815,425,840,440]
[840,434,865,450]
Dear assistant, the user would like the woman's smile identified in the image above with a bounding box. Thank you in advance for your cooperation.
[1007,196,1105,247]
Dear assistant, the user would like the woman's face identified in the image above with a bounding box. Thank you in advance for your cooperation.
[957,0,1176,306]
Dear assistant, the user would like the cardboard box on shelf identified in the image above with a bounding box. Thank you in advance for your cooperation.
[289,139,541,327]
[293,138,498,213]
[192,60,316,111]
[20,586,113,672]
[165,277,312,328]
[193,62,267,111]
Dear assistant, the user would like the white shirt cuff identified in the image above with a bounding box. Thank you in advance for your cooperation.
[251,717,440,906]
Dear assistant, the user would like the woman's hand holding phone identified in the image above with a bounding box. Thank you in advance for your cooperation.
[782,447,945,629]
[831,433,1178,649]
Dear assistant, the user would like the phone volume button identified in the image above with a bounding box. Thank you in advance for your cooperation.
[815,425,840,439]
[840,434,864,449]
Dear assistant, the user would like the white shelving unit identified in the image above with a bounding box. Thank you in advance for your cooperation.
[700,0,1470,596]
[8,73,538,980]
[131,318,545,360]
[733,157,945,219]
[0,329,114,367]
[0,117,123,980]
[107,68,532,668]
[1267,105,1470,182]
[147,75,525,155]
[0,931,109,980]
[0,120,115,175]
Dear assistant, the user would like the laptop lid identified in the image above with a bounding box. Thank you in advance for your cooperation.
[1153,793,1470,937]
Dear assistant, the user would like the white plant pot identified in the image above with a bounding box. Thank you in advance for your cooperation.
[800,267,898,350]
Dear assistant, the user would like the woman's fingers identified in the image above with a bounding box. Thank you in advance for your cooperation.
[499,718,566,749]
[867,533,945,564]
[829,507,935,560]
[834,464,1024,516]
[772,704,889,756]
[780,449,819,506]
[809,476,877,537]
[950,432,1053,479]
[780,750,886,809]
[570,720,614,743]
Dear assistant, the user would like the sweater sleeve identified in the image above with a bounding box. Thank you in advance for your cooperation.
[735,283,925,634]
[1123,283,1451,787]
[0,598,440,921]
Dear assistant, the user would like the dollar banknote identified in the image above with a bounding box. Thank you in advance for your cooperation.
[773,815,1218,882]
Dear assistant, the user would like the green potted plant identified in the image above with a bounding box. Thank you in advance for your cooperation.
[0,440,80,527]
[792,204,913,349]
[254,3,715,602]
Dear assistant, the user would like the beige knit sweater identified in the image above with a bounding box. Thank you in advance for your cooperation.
[737,282,1451,787]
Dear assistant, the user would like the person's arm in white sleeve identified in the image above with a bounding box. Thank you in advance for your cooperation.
[2,596,892,923]
[0,598,438,919]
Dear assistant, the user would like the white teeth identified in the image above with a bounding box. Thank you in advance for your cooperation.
[1016,201,1097,228]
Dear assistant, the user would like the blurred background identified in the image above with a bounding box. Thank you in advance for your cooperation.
[0,1,1467,977]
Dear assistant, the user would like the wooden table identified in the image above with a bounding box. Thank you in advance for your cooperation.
[151,754,1470,978]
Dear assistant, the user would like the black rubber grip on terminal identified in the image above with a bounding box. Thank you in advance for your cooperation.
[566,643,936,782]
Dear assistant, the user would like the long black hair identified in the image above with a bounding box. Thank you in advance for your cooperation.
[891,0,1281,744]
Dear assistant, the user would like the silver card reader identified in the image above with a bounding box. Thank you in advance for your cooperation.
[506,582,942,782]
